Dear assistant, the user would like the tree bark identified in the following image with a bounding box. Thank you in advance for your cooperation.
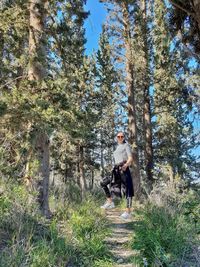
[0,30,4,79]
[144,93,153,181]
[100,129,105,178]
[91,168,94,190]
[28,0,50,217]
[35,131,50,217]
[77,141,86,199]
[141,0,154,184]
[79,144,86,198]
[121,2,141,200]
[28,0,47,81]
[193,0,200,31]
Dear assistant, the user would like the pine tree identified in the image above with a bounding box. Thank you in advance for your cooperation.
[0,0,91,207]
[28,0,51,217]
[141,0,154,184]
[168,0,200,57]
[46,0,97,197]
[0,0,29,179]
[100,0,141,198]
[153,0,199,181]
[96,25,118,176]
[121,1,141,197]
[132,0,154,186]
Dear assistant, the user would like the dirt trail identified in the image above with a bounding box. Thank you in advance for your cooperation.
[105,208,137,267]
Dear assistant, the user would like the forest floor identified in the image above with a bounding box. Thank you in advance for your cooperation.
[104,208,138,267]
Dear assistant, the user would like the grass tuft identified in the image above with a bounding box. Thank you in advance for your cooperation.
[131,183,200,266]
[0,181,113,267]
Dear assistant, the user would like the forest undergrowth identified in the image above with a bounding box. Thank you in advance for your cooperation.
[130,181,200,267]
[0,179,199,267]
[0,180,113,267]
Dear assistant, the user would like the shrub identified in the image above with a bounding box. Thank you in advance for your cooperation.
[0,181,113,267]
[68,197,112,266]
[131,183,200,266]
[132,205,194,266]
[0,182,72,267]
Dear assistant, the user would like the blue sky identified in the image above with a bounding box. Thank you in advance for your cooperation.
[84,0,106,54]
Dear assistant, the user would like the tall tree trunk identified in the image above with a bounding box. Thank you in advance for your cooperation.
[35,131,50,216]
[77,141,86,199]
[0,30,4,79]
[144,92,153,181]
[76,142,86,199]
[79,144,86,198]
[28,0,50,217]
[16,39,24,88]
[64,160,73,183]
[141,0,154,184]
[90,168,94,190]
[193,0,200,31]
[100,129,105,178]
[28,0,47,81]
[121,2,141,200]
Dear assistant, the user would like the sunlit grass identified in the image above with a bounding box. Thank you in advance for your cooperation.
[0,181,114,267]
[130,183,200,266]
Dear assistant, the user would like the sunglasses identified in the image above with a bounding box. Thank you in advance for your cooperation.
[117,135,124,139]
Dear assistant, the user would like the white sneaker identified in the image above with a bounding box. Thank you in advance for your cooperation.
[100,201,115,209]
[120,211,132,220]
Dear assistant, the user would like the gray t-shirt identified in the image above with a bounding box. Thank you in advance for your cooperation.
[113,142,132,165]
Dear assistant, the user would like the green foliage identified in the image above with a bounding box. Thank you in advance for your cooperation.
[0,194,11,219]
[0,0,100,192]
[168,0,200,55]
[0,0,199,265]
[0,101,7,116]
[132,205,192,265]
[131,184,200,266]
[95,25,119,174]
[68,197,112,266]
[153,0,199,181]
[181,189,200,232]
[0,180,113,267]
[28,220,71,267]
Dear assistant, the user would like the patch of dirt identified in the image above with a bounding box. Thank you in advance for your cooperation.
[104,208,138,267]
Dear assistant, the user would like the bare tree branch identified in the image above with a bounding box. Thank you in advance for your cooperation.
[169,0,196,19]
[0,75,26,89]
